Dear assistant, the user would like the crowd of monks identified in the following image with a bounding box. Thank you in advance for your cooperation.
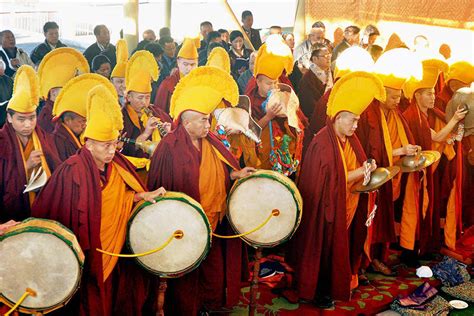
[0,21,473,316]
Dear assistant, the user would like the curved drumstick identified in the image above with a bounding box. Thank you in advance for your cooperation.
[5,288,37,315]
[96,230,183,258]
[212,209,280,239]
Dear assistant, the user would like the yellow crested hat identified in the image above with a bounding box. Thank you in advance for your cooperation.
[83,85,123,142]
[373,48,423,90]
[254,34,293,80]
[177,37,200,60]
[52,73,118,121]
[125,50,159,94]
[38,47,89,99]
[403,55,448,100]
[384,33,406,52]
[327,71,386,119]
[334,46,374,80]
[170,66,239,119]
[111,39,129,78]
[446,61,474,85]
[206,47,231,73]
[7,65,40,113]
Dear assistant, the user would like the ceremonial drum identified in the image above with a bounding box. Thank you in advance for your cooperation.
[127,192,212,278]
[227,170,303,248]
[0,218,84,314]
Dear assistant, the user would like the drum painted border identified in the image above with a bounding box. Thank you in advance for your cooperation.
[126,194,212,278]
[0,225,83,314]
[227,170,303,248]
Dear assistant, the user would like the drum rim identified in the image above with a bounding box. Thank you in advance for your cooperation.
[126,193,212,278]
[0,225,83,313]
[227,170,303,248]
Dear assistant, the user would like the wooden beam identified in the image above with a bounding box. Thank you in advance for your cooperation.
[293,0,306,45]
[123,0,139,54]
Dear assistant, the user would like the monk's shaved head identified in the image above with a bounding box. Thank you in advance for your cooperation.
[181,110,211,140]
[334,111,360,137]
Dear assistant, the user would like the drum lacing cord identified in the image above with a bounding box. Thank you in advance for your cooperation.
[212,209,280,239]
[96,230,184,258]
[5,288,37,315]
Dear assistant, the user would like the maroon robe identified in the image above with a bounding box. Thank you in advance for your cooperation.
[356,100,416,244]
[37,98,55,133]
[52,121,81,161]
[287,120,368,301]
[0,123,60,222]
[402,101,435,254]
[302,88,331,159]
[428,106,459,251]
[435,85,453,112]
[297,70,327,120]
[152,70,180,114]
[31,148,152,316]
[121,105,171,158]
[147,124,247,314]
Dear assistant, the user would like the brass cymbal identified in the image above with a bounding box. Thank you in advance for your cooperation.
[353,166,401,193]
[395,150,441,173]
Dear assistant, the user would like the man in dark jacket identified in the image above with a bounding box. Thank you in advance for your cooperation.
[241,10,262,50]
[83,25,116,68]
[30,21,67,65]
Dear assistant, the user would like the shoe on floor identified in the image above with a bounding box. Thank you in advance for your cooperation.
[313,296,335,309]
[371,259,397,276]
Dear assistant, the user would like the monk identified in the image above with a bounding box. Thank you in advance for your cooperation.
[37,47,89,133]
[356,48,421,276]
[435,61,474,112]
[32,85,167,316]
[0,65,60,222]
[245,35,305,175]
[153,37,199,114]
[302,46,375,159]
[148,66,255,315]
[51,74,117,161]
[122,51,171,158]
[110,39,128,107]
[288,71,384,308]
[403,58,467,257]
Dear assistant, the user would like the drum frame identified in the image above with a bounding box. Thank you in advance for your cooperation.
[0,218,84,314]
[226,170,303,248]
[126,192,212,278]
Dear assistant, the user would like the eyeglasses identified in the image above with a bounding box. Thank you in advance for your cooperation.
[317,53,332,59]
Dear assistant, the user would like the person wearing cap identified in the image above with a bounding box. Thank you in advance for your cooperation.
[51,73,118,161]
[32,85,166,316]
[37,47,90,133]
[30,22,68,66]
[110,39,128,106]
[303,46,375,158]
[298,43,333,120]
[287,71,384,308]
[122,50,171,158]
[435,61,474,112]
[245,35,306,173]
[355,49,422,278]
[0,59,13,126]
[402,56,467,262]
[153,37,199,114]
[148,66,255,314]
[0,65,60,223]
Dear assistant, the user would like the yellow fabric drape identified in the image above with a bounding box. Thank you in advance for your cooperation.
[100,162,144,281]
[61,123,83,148]
[387,110,409,201]
[432,116,455,171]
[337,139,361,229]
[17,131,52,206]
[228,133,261,169]
[444,181,457,250]
[379,108,393,167]
[199,138,228,231]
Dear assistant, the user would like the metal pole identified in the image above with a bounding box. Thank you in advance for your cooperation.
[165,0,171,29]
[221,0,255,51]
[293,0,307,46]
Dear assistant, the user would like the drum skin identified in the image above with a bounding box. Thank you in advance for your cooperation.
[127,192,212,278]
[227,170,303,248]
[0,218,84,314]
